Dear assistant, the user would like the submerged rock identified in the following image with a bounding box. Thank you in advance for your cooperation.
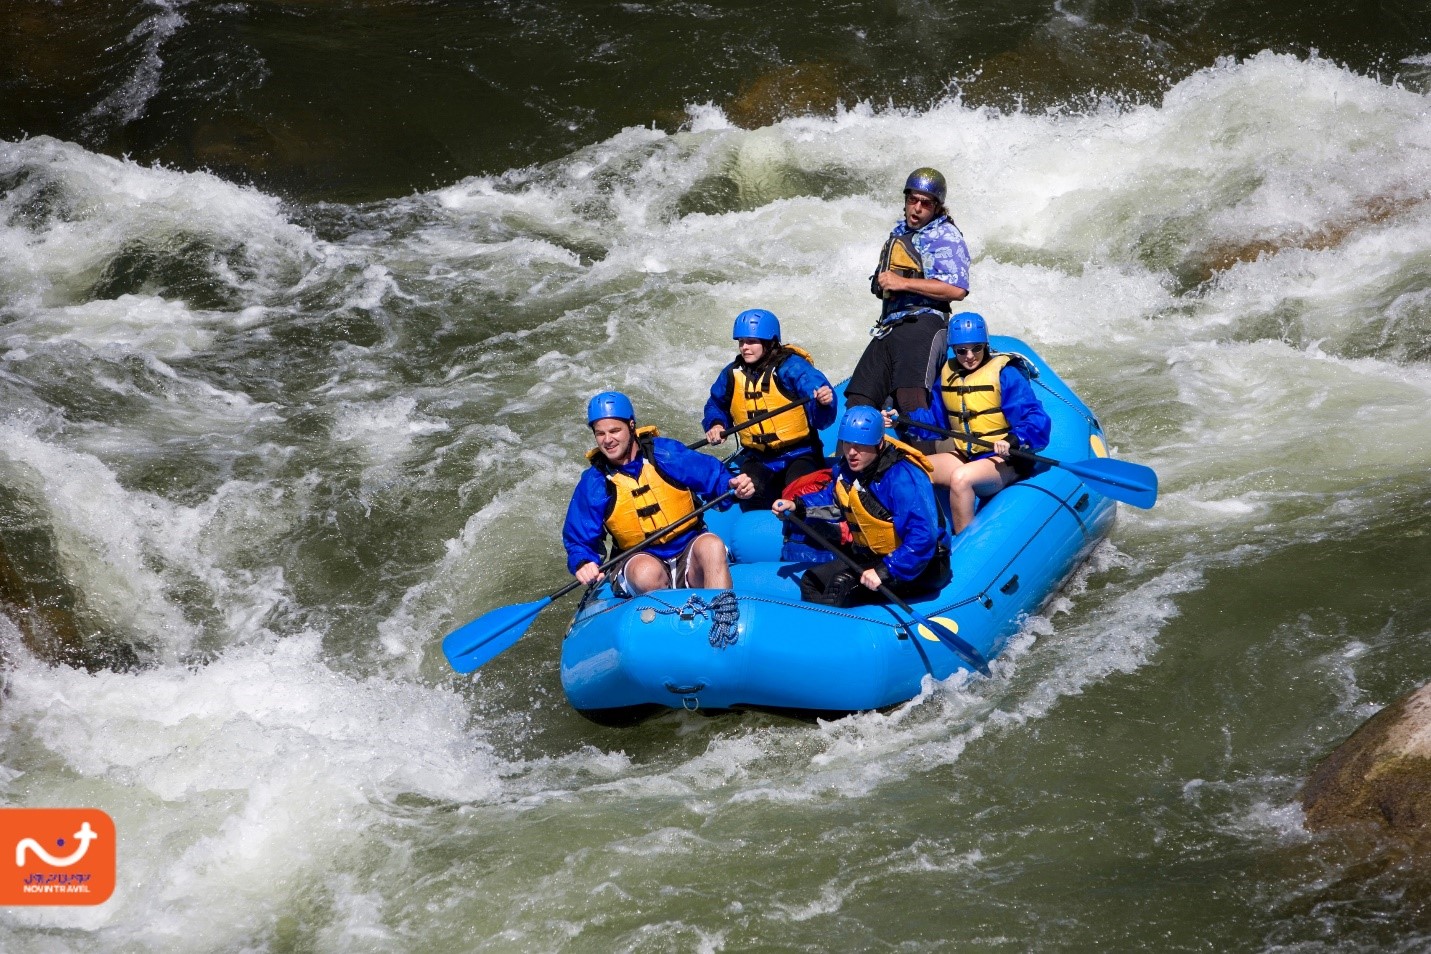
[1303,682,1431,838]
[0,501,85,666]
[724,62,849,128]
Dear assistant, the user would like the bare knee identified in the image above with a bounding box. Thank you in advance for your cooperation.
[690,534,728,569]
[950,466,979,495]
[926,453,954,488]
[686,534,732,588]
[624,554,669,593]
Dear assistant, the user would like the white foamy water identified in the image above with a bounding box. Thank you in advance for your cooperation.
[2,52,1429,951]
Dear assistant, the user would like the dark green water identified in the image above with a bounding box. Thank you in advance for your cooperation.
[5,0,1429,199]
[1,1,1429,951]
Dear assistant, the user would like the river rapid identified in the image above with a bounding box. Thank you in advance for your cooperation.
[2,2,1431,951]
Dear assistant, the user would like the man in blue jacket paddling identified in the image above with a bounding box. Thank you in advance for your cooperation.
[773,405,950,607]
[902,312,1052,533]
[563,391,754,595]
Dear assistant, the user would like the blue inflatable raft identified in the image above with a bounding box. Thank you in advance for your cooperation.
[560,337,1118,721]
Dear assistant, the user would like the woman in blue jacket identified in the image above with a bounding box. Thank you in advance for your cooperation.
[702,308,835,509]
[903,313,1051,533]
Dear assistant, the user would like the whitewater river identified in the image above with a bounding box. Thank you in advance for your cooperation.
[2,11,1431,952]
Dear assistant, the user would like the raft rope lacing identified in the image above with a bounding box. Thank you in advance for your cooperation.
[1033,376,1099,431]
[648,590,742,648]
[577,589,974,629]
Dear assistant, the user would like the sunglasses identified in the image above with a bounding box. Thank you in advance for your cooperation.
[952,344,985,356]
[905,194,938,209]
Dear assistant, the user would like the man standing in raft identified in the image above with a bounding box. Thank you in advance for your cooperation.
[772,405,950,607]
[845,167,971,443]
[701,308,836,509]
[563,392,754,595]
[903,312,1051,534]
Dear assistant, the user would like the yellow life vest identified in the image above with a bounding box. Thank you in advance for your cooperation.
[833,437,934,557]
[874,230,951,315]
[587,426,699,551]
[880,233,924,280]
[941,353,1013,458]
[727,345,817,455]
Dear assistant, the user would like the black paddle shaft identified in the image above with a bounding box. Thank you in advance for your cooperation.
[778,509,991,675]
[895,417,1052,466]
[686,397,814,450]
[565,490,737,597]
[892,413,1158,510]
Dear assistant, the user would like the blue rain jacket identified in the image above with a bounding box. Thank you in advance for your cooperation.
[563,436,734,573]
[702,351,836,466]
[797,452,942,582]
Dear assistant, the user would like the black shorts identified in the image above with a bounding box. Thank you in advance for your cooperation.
[733,448,826,511]
[846,311,948,407]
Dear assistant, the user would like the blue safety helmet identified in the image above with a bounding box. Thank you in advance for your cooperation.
[732,308,781,342]
[903,167,947,205]
[586,391,636,427]
[838,405,886,447]
[946,312,989,350]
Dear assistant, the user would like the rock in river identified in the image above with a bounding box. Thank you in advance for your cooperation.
[1304,682,1431,838]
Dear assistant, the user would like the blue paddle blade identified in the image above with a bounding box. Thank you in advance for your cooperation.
[912,613,991,676]
[441,596,552,674]
[1059,457,1159,509]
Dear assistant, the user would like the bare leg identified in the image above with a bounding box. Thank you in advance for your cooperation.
[893,387,930,416]
[927,451,966,522]
[948,458,1020,534]
[927,452,962,491]
[684,532,733,589]
[622,553,672,595]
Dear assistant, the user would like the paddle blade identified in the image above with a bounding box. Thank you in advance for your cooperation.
[1059,457,1159,509]
[912,614,991,676]
[441,596,552,674]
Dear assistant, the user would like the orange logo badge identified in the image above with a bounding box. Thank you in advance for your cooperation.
[0,808,116,905]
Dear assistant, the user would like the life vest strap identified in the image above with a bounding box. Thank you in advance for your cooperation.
[729,350,815,455]
[599,432,700,550]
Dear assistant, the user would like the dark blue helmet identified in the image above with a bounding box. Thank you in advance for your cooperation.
[587,391,636,427]
[838,405,886,447]
[732,308,781,341]
[903,167,947,205]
